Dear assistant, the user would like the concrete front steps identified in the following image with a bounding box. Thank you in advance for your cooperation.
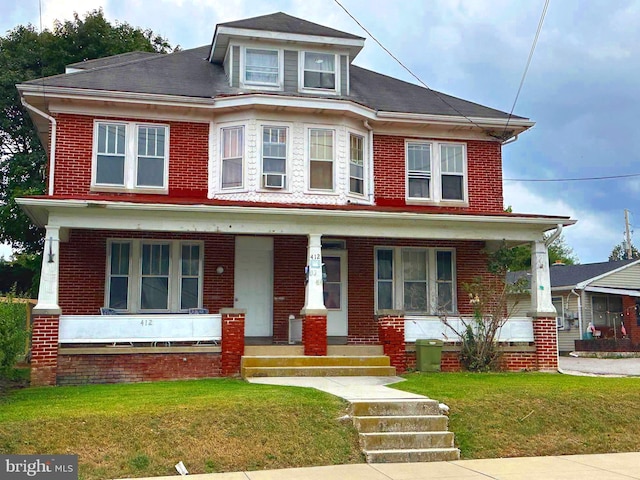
[241,345,396,378]
[350,399,460,463]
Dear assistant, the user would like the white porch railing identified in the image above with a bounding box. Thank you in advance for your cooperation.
[405,315,534,343]
[59,314,222,344]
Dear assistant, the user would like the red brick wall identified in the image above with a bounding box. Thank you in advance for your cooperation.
[373,135,503,213]
[31,315,60,386]
[273,236,307,342]
[533,316,558,370]
[378,315,406,373]
[59,229,235,315]
[53,113,208,198]
[302,314,327,356]
[57,353,221,385]
[221,311,245,376]
[406,349,537,372]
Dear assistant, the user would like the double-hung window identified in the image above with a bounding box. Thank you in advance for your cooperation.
[349,133,365,195]
[302,52,336,91]
[406,140,467,203]
[262,126,287,189]
[244,48,280,86]
[106,239,203,313]
[221,126,244,189]
[375,247,456,314]
[94,121,168,192]
[309,128,334,190]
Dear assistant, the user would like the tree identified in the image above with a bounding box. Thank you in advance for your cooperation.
[609,242,640,261]
[506,234,578,272]
[0,9,172,254]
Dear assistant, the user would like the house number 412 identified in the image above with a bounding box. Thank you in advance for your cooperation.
[140,319,153,326]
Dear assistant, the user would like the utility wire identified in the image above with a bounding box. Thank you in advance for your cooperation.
[501,0,550,137]
[333,0,498,138]
[505,172,640,182]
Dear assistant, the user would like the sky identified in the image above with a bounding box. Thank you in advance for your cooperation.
[1,0,638,263]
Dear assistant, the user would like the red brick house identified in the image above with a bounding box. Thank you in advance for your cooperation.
[17,13,574,385]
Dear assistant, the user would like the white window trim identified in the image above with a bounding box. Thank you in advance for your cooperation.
[240,46,284,90]
[298,51,341,95]
[259,123,291,192]
[553,296,565,329]
[305,126,336,193]
[105,239,204,314]
[219,123,247,192]
[405,140,468,206]
[91,120,169,194]
[347,130,367,198]
[374,246,457,315]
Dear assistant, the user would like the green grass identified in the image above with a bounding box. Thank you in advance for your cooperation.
[394,372,640,459]
[0,378,363,479]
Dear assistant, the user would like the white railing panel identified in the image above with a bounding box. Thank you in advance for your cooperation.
[405,316,534,343]
[59,314,222,343]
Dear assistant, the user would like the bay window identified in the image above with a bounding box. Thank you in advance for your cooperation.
[106,239,203,313]
[309,128,334,190]
[93,121,168,192]
[375,247,456,314]
[221,126,244,189]
[349,133,365,195]
[406,140,467,203]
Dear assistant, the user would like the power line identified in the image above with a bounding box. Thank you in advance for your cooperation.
[332,0,497,138]
[504,172,640,182]
[501,0,550,138]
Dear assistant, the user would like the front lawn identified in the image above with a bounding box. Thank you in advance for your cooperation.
[394,372,640,459]
[0,378,363,479]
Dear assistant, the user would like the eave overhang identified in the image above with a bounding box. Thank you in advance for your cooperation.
[17,197,574,243]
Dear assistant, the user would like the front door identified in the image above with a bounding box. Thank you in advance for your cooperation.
[234,236,273,337]
[323,251,348,336]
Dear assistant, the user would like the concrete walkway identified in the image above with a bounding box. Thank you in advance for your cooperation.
[559,356,640,377]
[132,452,640,479]
[246,375,425,400]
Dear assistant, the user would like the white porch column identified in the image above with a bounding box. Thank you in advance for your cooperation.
[302,233,327,313]
[34,225,61,315]
[529,240,556,316]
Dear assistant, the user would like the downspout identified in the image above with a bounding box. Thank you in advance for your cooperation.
[21,98,56,196]
[501,133,519,146]
[363,120,374,204]
[570,289,583,339]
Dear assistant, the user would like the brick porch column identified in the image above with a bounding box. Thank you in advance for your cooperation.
[31,314,60,386]
[377,310,406,374]
[622,296,639,345]
[301,311,327,356]
[221,309,245,376]
[532,315,558,371]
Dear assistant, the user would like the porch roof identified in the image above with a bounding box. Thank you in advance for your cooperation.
[18,196,574,243]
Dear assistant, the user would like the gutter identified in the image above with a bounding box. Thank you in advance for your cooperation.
[21,98,56,196]
[545,223,563,246]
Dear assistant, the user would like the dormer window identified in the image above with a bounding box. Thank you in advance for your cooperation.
[244,48,280,87]
[301,52,337,92]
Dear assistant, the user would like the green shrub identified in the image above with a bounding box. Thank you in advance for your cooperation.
[0,293,29,377]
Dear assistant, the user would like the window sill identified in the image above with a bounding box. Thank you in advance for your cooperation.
[405,198,469,208]
[299,87,340,96]
[241,83,283,91]
[91,186,168,195]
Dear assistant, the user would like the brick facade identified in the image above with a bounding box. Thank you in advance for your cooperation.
[57,352,221,385]
[406,349,538,372]
[373,135,503,213]
[533,316,559,370]
[221,310,245,376]
[377,313,406,373]
[30,315,60,386]
[53,113,209,198]
[302,314,327,356]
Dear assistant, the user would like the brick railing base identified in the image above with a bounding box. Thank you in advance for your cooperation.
[30,314,60,386]
[377,312,406,373]
[302,313,327,356]
[221,309,245,376]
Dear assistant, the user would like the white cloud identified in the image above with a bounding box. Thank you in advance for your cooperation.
[504,181,621,264]
[40,0,105,30]
[0,243,13,261]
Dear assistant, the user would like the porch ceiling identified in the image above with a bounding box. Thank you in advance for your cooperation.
[18,197,574,242]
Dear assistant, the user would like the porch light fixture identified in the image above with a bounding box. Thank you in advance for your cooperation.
[47,237,55,263]
[216,266,224,275]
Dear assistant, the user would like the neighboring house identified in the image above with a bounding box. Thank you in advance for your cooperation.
[16,12,574,386]
[508,259,640,353]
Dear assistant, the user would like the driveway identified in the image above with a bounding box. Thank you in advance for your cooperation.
[559,356,640,376]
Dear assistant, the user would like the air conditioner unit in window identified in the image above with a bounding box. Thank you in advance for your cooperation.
[263,173,285,189]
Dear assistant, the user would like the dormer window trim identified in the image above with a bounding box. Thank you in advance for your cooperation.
[240,46,284,91]
[299,51,341,95]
